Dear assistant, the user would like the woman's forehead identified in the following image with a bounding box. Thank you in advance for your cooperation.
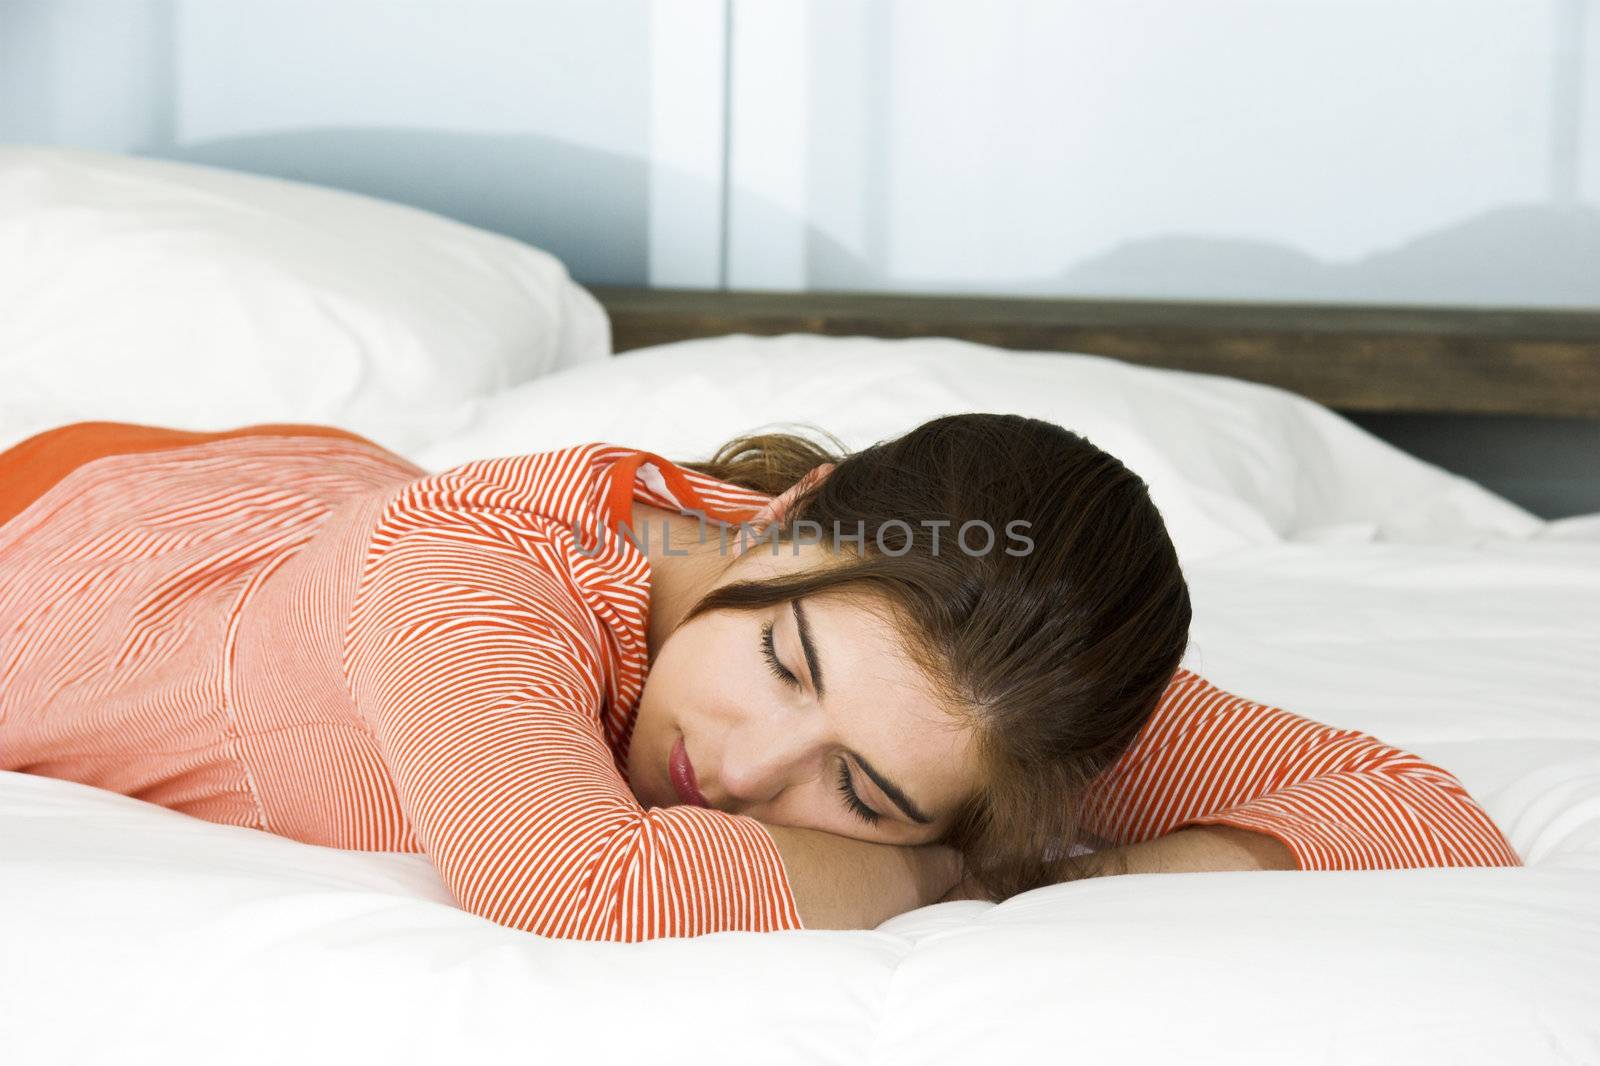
[728,540,981,798]
[790,587,979,802]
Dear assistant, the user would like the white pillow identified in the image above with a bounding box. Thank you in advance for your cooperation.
[413,333,1544,566]
[0,146,610,456]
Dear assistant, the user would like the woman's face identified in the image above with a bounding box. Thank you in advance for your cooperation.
[626,539,981,846]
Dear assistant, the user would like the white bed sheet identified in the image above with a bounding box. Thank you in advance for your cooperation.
[3,337,1598,1064]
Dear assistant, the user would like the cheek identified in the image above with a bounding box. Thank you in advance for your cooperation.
[650,621,742,710]
[631,644,699,756]
[628,665,675,768]
[633,666,683,752]
[638,643,687,720]
[635,617,763,757]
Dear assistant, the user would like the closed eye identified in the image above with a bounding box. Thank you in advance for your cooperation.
[836,759,882,826]
[761,619,801,689]
[760,618,884,826]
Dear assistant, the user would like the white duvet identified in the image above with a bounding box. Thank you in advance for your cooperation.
[3,332,1598,1064]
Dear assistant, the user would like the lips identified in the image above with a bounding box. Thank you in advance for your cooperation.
[669,734,710,808]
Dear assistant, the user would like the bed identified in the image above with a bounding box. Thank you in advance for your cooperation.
[2,147,1597,1064]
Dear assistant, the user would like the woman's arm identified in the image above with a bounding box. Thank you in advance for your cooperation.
[1077,668,1523,872]
[343,502,955,940]
[762,824,962,929]
[940,671,1518,903]
[344,516,815,941]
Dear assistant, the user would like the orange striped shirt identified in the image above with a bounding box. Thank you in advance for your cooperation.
[0,426,1520,941]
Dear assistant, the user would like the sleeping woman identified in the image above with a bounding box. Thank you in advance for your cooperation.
[0,413,1521,940]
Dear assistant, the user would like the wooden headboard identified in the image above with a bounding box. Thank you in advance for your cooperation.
[593,287,1600,419]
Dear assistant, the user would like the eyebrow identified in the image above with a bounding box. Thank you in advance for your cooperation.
[790,598,935,827]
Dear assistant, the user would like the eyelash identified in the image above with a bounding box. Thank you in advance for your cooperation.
[760,619,801,689]
[836,760,882,827]
[759,619,882,827]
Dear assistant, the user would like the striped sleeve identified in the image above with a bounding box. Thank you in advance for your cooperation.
[340,519,805,942]
[1079,668,1522,870]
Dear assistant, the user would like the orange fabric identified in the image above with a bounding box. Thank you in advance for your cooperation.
[1081,669,1523,869]
[602,446,758,533]
[0,420,398,530]
[0,426,1522,943]
[0,431,806,940]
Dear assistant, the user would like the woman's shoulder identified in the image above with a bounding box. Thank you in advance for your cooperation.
[386,441,773,541]
[357,442,662,618]
[0,421,423,535]
[379,442,633,537]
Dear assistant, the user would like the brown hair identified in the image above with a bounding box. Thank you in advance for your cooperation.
[675,413,1191,901]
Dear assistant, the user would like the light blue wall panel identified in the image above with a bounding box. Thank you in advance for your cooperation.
[0,0,655,284]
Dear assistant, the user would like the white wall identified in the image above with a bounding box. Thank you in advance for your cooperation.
[727,0,1598,306]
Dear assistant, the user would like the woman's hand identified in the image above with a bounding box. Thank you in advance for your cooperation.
[934,825,1296,905]
[1077,825,1296,877]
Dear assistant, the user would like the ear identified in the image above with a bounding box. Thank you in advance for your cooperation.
[737,462,836,552]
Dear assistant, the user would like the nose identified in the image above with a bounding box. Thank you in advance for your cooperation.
[714,717,825,811]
